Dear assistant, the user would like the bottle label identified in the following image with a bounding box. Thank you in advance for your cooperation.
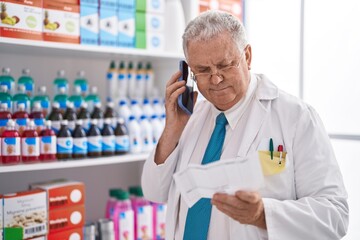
[87,136,102,152]
[156,204,167,239]
[21,137,40,156]
[82,119,90,132]
[24,82,34,92]
[115,135,130,152]
[68,120,76,132]
[136,205,153,239]
[15,118,27,134]
[34,118,45,132]
[97,119,104,130]
[57,137,73,154]
[0,119,9,134]
[102,135,115,152]
[41,136,57,154]
[2,137,21,156]
[119,210,134,240]
[51,121,61,134]
[73,137,88,154]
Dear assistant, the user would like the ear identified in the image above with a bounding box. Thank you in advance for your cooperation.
[244,44,252,70]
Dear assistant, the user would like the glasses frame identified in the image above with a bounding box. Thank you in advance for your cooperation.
[190,60,241,83]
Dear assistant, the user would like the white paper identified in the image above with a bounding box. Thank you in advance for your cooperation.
[173,152,264,207]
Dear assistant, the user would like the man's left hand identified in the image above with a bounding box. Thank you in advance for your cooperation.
[211,191,267,229]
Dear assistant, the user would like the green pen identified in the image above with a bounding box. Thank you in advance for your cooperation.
[269,138,274,160]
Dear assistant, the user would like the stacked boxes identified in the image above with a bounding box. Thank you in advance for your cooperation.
[3,189,47,240]
[30,179,85,239]
[42,0,80,43]
[0,0,43,41]
[118,0,135,48]
[135,0,165,50]
[99,0,118,46]
[80,0,99,45]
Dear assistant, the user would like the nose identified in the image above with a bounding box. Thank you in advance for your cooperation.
[209,72,223,85]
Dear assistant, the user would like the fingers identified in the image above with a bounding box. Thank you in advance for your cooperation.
[235,191,260,204]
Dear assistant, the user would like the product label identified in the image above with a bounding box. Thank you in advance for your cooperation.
[102,135,115,152]
[156,204,167,239]
[87,136,102,152]
[21,137,40,156]
[97,119,104,130]
[68,120,76,133]
[40,136,57,154]
[15,118,28,134]
[73,138,87,154]
[0,119,10,134]
[115,135,130,152]
[34,118,45,133]
[57,137,73,154]
[51,120,61,134]
[1,137,21,156]
[119,210,134,240]
[82,119,90,132]
[136,205,153,239]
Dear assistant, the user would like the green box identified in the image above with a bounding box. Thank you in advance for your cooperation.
[136,12,146,31]
[136,0,146,12]
[136,31,146,49]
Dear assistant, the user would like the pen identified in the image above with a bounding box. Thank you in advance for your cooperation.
[269,138,274,160]
[278,145,283,164]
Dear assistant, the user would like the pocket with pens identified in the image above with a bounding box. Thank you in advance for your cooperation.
[258,150,287,176]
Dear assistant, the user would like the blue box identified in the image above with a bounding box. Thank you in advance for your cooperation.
[99,7,118,47]
[80,0,99,7]
[80,5,99,45]
[118,10,135,48]
[118,0,135,12]
[100,0,118,9]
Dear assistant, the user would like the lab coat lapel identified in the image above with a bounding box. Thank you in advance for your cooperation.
[237,74,279,157]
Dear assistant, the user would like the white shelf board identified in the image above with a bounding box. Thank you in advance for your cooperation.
[0,153,149,173]
[0,37,184,60]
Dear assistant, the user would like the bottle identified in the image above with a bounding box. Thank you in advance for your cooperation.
[77,102,90,132]
[13,103,29,135]
[152,98,164,118]
[32,86,51,117]
[56,120,73,160]
[106,60,117,102]
[85,86,101,114]
[113,190,135,240]
[68,85,84,113]
[128,115,142,153]
[128,186,153,240]
[127,62,136,99]
[105,188,121,219]
[0,67,15,95]
[74,70,89,97]
[152,202,167,240]
[39,120,57,161]
[13,84,31,113]
[150,114,163,145]
[63,102,77,133]
[21,120,40,163]
[72,119,87,159]
[53,86,69,114]
[118,100,131,126]
[139,115,154,152]
[130,99,143,121]
[114,118,130,155]
[104,101,116,129]
[0,85,12,113]
[47,102,63,134]
[102,118,115,156]
[142,98,154,119]
[117,61,128,98]
[160,113,166,127]
[87,119,102,157]
[1,119,21,164]
[145,62,154,98]
[91,102,103,130]
[0,102,12,135]
[135,62,145,99]
[17,68,35,97]
[29,101,45,134]
[53,70,69,95]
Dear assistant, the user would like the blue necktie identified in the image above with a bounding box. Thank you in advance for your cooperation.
[183,113,228,240]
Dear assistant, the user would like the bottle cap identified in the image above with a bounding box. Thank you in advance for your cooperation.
[45,120,52,128]
[140,115,147,121]
[17,84,26,92]
[57,70,65,77]
[28,120,35,128]
[104,118,112,125]
[61,120,69,125]
[143,98,150,104]
[7,119,15,128]
[52,102,60,108]
[119,100,127,106]
[97,218,114,232]
[76,119,83,125]
[67,101,74,109]
[0,85,8,92]
[128,186,144,197]
[91,86,98,94]
[129,115,135,121]
[77,70,85,78]
[106,101,114,108]
[17,103,26,111]
[33,101,41,110]
[81,102,88,108]
[116,190,129,200]
[91,119,98,125]
[117,117,125,124]
[22,68,30,75]
[94,102,102,108]
[39,86,47,93]
[2,67,10,74]
[131,99,138,105]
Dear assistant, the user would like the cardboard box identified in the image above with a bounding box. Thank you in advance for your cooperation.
[3,189,47,240]
[0,0,42,41]
[99,7,118,47]
[42,0,80,44]
[118,10,135,48]
[48,205,85,233]
[80,4,99,45]
[30,179,85,210]
[47,227,83,240]
[147,31,163,50]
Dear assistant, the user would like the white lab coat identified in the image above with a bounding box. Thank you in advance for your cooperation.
[141,74,349,239]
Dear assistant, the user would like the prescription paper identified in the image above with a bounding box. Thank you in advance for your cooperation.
[173,152,264,207]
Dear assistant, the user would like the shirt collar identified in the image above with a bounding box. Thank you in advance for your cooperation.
[210,73,258,130]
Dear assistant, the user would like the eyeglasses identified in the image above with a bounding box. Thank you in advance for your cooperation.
[190,60,241,83]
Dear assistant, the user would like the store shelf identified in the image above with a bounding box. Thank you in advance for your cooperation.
[0,37,184,60]
[0,153,149,173]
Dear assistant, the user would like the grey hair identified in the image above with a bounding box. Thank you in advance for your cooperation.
[182,10,248,57]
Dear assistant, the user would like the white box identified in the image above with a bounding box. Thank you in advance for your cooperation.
[147,13,164,32]
[147,32,164,51]
[147,0,165,13]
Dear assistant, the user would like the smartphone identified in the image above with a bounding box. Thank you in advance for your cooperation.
[177,60,194,115]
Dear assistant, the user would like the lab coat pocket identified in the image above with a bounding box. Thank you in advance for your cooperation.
[258,150,287,176]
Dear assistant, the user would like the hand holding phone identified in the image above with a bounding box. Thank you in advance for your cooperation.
[177,60,194,115]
